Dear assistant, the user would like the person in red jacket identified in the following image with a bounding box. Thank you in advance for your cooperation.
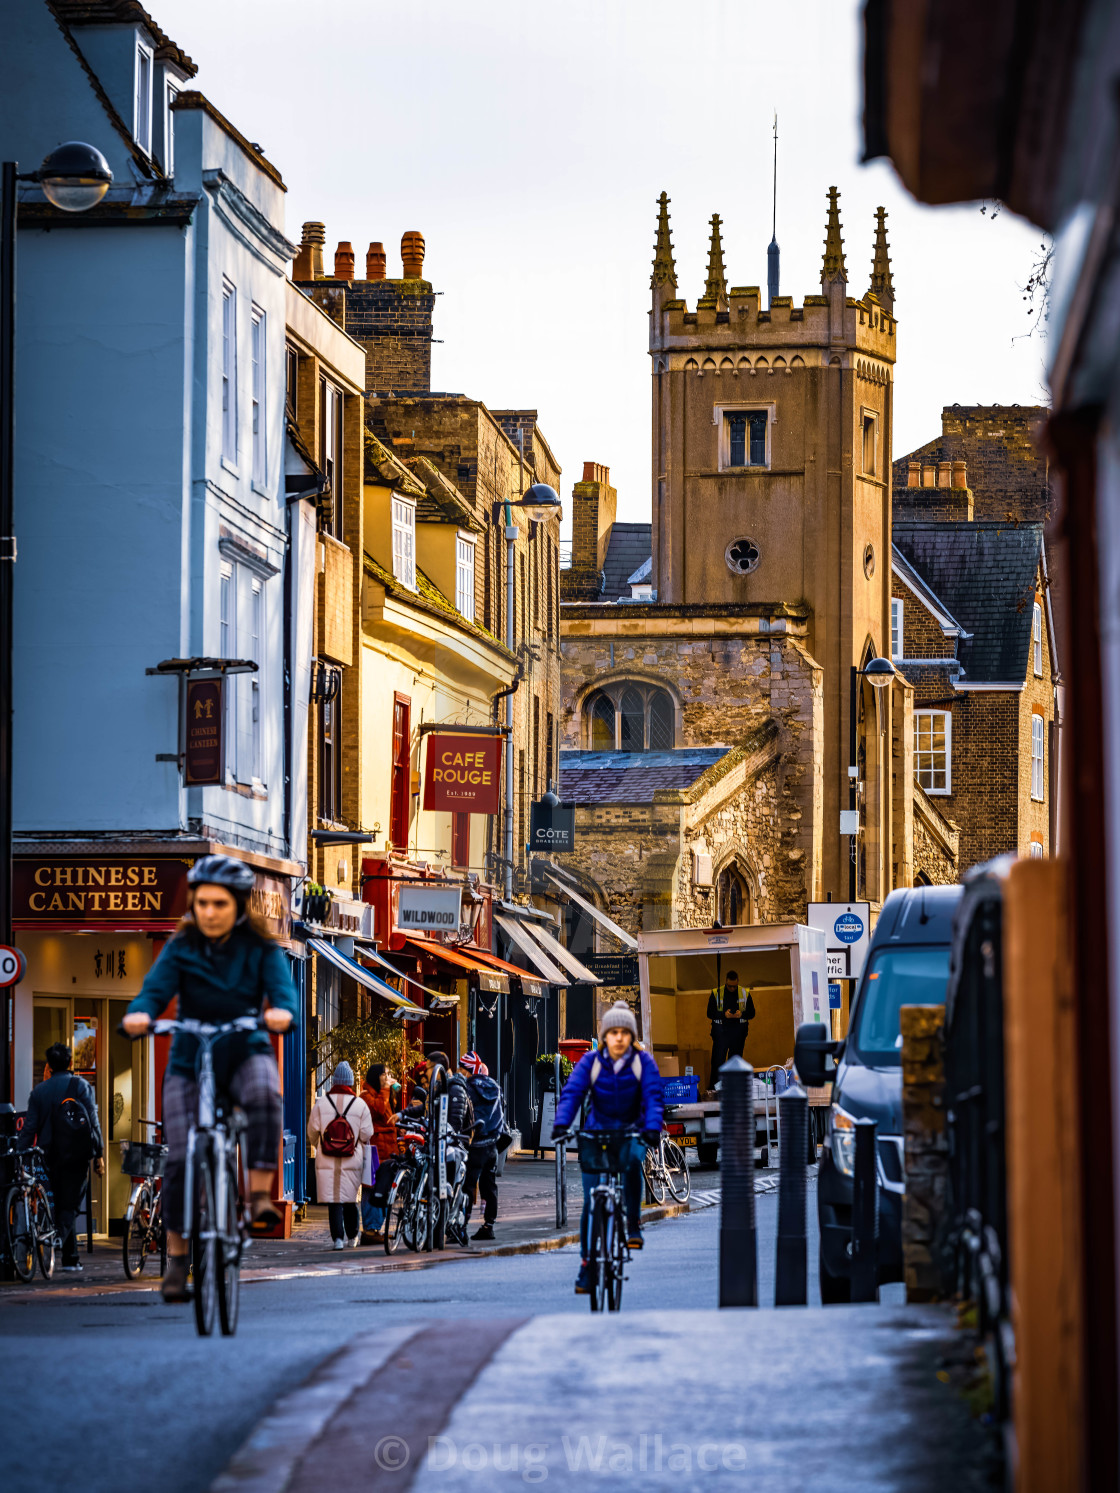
[360,1064,398,1242]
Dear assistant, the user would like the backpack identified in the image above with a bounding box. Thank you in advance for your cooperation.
[52,1077,96,1167]
[320,1095,358,1158]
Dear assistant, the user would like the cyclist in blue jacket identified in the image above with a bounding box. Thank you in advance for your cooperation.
[552,1001,663,1294]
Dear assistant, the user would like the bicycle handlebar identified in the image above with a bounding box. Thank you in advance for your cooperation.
[119,1015,265,1040]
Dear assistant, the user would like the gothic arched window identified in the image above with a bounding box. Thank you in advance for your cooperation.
[717,865,751,926]
[584,685,676,753]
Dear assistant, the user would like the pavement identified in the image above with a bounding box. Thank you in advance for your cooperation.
[0,1153,701,1299]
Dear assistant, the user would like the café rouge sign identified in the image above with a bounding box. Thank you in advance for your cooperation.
[423,733,502,815]
[15,857,193,923]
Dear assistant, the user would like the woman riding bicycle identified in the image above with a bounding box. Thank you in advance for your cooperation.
[552,1001,663,1295]
[122,856,297,1303]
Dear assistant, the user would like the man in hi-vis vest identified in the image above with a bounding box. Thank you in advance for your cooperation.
[706,971,757,1090]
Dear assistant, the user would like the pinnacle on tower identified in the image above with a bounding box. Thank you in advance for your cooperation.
[650,191,677,291]
[697,213,727,308]
[821,186,847,285]
[868,206,894,314]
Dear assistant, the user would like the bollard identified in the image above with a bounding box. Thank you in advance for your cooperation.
[850,1117,880,1302]
[554,1053,567,1228]
[775,1083,808,1305]
[719,1056,757,1307]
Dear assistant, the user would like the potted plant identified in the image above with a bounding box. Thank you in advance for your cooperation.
[536,1052,573,1091]
[303,881,330,924]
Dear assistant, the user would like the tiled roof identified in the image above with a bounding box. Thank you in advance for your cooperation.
[51,1,198,75]
[363,553,511,659]
[893,522,1043,683]
[403,456,482,532]
[559,748,727,805]
[601,524,652,601]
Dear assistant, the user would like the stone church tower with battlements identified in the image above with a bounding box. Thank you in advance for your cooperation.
[558,190,917,958]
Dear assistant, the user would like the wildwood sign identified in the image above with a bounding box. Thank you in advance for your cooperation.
[14,857,194,924]
[422,733,502,815]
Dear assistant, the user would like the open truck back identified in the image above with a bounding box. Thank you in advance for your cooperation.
[635,921,830,1166]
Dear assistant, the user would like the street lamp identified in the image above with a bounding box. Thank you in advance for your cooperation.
[847,657,895,900]
[517,483,562,526]
[1,142,112,1103]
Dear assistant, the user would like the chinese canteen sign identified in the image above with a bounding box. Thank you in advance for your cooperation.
[14,856,194,925]
[184,678,223,785]
[423,733,502,814]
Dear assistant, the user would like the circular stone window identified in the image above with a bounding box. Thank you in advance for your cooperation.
[863,543,876,578]
[726,538,761,575]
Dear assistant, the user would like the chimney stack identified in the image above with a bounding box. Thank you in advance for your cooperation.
[366,242,386,281]
[333,241,355,279]
[401,229,426,279]
[294,221,325,280]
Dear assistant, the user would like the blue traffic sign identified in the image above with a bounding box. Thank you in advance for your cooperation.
[833,912,864,945]
[828,981,842,1009]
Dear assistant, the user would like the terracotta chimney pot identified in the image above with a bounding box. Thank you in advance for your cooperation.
[401,229,426,279]
[921,464,936,488]
[334,241,355,279]
[937,461,952,488]
[366,242,386,281]
[907,460,920,488]
[952,459,968,489]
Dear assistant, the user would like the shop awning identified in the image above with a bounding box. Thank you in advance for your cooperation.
[494,913,569,985]
[357,942,461,1010]
[542,871,638,951]
[520,920,602,984]
[463,945,549,1002]
[307,937,425,1015]
[402,936,509,995]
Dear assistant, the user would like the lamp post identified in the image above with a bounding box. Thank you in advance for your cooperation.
[493,480,561,903]
[0,142,111,1103]
[847,656,895,901]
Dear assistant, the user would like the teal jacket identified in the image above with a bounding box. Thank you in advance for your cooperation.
[128,924,298,1085]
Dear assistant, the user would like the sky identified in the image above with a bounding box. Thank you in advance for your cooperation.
[156,0,1050,530]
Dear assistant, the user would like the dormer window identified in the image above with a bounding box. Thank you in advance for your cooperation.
[164,78,179,175]
[456,533,476,621]
[392,496,416,591]
[134,40,154,154]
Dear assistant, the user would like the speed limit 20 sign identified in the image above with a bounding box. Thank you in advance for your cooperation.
[0,946,26,987]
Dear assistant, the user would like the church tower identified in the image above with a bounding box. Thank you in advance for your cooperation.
[648,189,901,902]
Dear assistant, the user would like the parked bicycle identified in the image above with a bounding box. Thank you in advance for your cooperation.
[567,1127,642,1313]
[3,1145,58,1281]
[127,1016,258,1336]
[121,1119,167,1280]
[642,1128,691,1205]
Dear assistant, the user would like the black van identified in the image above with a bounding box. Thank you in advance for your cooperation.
[795,882,963,1301]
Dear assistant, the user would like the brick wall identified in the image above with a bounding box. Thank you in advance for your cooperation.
[893,405,1051,525]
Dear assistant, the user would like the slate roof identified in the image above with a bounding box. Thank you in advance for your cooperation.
[892,522,1044,683]
[559,748,727,805]
[363,554,511,659]
[601,524,653,601]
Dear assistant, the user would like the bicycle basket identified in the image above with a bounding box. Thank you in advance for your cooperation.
[577,1130,634,1175]
[120,1141,167,1178]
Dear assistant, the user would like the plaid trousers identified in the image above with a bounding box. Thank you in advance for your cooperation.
[161,1054,282,1232]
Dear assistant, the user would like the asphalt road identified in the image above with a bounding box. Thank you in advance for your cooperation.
[0,1179,903,1493]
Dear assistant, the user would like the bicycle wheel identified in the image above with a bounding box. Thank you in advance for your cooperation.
[663,1140,692,1203]
[431,1194,447,1251]
[218,1150,241,1337]
[123,1182,153,1279]
[191,1149,218,1337]
[156,1191,167,1277]
[32,1185,56,1280]
[4,1184,34,1282]
[607,1198,625,1312]
[384,1171,412,1255]
[643,1149,667,1205]
[588,1195,611,1313]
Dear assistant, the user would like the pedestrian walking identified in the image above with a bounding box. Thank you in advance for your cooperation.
[458,1051,507,1242]
[308,1061,373,1249]
[359,1063,398,1244]
[706,970,756,1089]
[18,1042,104,1273]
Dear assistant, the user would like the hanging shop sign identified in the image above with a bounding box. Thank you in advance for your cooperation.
[422,733,502,814]
[582,953,639,987]
[250,873,292,944]
[14,856,194,925]
[529,801,575,853]
[184,678,224,785]
[398,884,463,933]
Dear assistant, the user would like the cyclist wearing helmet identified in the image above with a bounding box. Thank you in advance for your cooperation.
[552,1001,663,1295]
[122,855,297,1302]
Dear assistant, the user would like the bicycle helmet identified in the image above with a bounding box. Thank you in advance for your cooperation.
[187,854,256,896]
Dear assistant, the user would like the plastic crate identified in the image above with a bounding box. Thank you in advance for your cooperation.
[120,1140,167,1178]
[661,1075,700,1105]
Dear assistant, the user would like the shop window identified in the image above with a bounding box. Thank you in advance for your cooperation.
[390,694,411,849]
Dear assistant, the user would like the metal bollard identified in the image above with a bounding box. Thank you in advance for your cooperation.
[775,1083,808,1305]
[850,1117,879,1302]
[554,1053,567,1228]
[719,1056,758,1307]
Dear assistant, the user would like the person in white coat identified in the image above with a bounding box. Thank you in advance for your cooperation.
[308,1061,373,1249]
